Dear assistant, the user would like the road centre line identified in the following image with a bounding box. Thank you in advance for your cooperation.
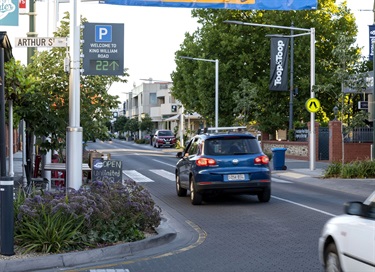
[272,196,336,217]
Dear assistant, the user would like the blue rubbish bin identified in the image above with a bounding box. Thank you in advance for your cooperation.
[272,148,287,170]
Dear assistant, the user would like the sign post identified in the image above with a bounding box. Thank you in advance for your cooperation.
[15,37,67,47]
[83,23,124,76]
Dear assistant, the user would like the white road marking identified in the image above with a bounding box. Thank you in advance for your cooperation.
[152,159,175,167]
[149,169,175,181]
[272,178,292,183]
[277,172,307,179]
[123,170,153,183]
[123,168,335,217]
[272,196,336,217]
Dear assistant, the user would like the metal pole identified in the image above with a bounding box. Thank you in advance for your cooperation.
[180,56,219,128]
[180,105,184,147]
[215,59,219,128]
[66,0,83,190]
[0,47,14,257]
[0,176,14,256]
[289,24,294,132]
[372,40,375,160]
[309,28,316,170]
[8,100,13,177]
[0,48,6,177]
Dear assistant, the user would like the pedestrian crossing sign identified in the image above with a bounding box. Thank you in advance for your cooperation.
[306,98,320,113]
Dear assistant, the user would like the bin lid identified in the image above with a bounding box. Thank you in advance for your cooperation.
[271,147,287,151]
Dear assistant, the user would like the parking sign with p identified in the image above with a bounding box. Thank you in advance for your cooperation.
[95,25,112,42]
[83,22,124,75]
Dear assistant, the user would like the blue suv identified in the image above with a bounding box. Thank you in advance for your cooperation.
[175,127,271,205]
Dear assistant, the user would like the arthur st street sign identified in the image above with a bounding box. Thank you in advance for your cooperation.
[83,23,124,75]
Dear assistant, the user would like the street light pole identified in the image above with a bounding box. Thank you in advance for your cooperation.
[180,56,219,128]
[224,20,316,170]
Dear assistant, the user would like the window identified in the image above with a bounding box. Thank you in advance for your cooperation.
[149,93,157,105]
[188,138,199,156]
[205,137,260,155]
[158,130,173,136]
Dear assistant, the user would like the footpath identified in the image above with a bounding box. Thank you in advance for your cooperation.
[1,150,375,272]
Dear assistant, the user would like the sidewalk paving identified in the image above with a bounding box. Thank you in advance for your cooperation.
[2,150,375,271]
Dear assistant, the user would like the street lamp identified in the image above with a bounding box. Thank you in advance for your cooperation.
[333,106,338,120]
[224,20,316,170]
[180,56,219,128]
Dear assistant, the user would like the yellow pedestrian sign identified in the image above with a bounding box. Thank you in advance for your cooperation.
[306,98,320,113]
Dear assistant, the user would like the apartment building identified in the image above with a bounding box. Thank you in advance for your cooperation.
[122,81,205,139]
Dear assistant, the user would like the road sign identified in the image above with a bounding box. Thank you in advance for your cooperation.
[82,23,124,76]
[305,98,320,113]
[359,101,368,110]
[15,37,67,47]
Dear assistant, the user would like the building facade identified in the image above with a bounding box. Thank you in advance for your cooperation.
[122,81,205,140]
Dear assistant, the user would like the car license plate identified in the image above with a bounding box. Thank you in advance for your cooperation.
[228,174,245,181]
[165,141,170,144]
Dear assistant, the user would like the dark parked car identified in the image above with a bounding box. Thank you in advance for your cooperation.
[153,130,177,148]
[175,127,271,205]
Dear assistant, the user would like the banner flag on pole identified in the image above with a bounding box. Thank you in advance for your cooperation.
[269,37,289,91]
[369,25,375,60]
[100,0,317,10]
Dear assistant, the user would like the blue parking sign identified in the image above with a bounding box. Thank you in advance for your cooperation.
[95,25,112,42]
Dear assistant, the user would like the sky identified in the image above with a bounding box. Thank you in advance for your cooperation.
[0,0,373,103]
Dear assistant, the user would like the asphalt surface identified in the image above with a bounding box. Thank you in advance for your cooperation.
[2,147,375,272]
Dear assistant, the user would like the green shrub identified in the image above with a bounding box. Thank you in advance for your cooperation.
[323,162,342,178]
[324,160,375,179]
[135,139,150,144]
[341,162,361,179]
[14,180,161,254]
[15,206,85,253]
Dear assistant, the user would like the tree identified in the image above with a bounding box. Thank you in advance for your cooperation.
[124,118,140,138]
[313,33,371,128]
[140,114,154,135]
[113,115,129,134]
[171,0,365,135]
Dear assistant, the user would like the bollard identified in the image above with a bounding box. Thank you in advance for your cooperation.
[0,176,14,256]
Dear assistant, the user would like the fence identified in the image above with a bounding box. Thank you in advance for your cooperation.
[344,127,373,143]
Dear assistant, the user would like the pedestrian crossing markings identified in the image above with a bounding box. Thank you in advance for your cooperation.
[123,170,293,184]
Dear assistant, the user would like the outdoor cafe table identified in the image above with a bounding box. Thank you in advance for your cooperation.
[43,163,91,190]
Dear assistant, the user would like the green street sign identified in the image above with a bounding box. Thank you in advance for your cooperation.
[83,23,124,75]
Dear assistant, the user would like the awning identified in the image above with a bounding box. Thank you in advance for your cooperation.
[163,112,202,122]
[151,117,163,122]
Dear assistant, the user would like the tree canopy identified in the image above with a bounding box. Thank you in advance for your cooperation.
[171,0,369,134]
[5,13,129,154]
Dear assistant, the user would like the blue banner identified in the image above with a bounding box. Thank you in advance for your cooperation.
[0,0,19,26]
[369,25,375,60]
[100,0,317,10]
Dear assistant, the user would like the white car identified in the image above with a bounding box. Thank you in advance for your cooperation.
[318,190,375,272]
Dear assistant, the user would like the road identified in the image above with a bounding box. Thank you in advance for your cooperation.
[65,139,366,272]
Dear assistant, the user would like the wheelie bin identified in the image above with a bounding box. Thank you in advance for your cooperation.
[271,147,287,170]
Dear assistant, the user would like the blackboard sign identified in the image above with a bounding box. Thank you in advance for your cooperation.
[91,159,122,183]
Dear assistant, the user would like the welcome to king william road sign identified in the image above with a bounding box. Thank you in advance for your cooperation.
[82,23,124,76]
